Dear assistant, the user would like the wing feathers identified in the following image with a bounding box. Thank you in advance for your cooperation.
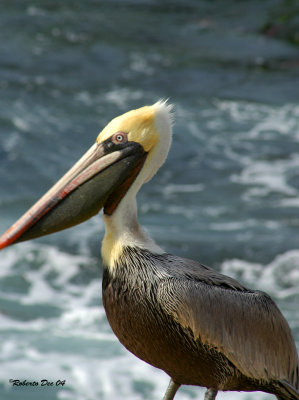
[279,379,299,399]
[158,278,298,385]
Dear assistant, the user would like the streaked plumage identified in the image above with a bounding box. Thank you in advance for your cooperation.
[0,101,298,400]
[103,246,298,399]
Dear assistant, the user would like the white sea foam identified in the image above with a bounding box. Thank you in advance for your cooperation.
[231,156,299,199]
[221,249,299,296]
[202,100,299,202]
[104,87,144,108]
[280,197,299,208]
[215,100,299,139]
[163,183,204,195]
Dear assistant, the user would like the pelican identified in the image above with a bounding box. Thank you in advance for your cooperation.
[0,101,298,400]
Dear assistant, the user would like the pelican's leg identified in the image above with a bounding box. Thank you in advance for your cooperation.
[204,388,218,400]
[162,379,180,400]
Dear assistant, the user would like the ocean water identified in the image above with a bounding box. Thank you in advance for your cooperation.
[0,1,299,400]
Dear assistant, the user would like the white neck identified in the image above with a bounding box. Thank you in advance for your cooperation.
[101,100,173,268]
[101,176,164,268]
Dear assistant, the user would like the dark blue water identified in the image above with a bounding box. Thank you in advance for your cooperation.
[0,1,298,399]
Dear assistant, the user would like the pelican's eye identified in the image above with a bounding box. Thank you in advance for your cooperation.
[112,132,128,144]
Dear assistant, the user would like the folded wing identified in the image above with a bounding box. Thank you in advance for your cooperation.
[158,263,298,388]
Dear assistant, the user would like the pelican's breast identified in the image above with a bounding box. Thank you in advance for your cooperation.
[101,247,244,388]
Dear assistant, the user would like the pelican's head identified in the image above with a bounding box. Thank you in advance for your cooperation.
[0,101,173,249]
[97,100,173,185]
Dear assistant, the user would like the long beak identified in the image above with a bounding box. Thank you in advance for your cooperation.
[0,140,146,249]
